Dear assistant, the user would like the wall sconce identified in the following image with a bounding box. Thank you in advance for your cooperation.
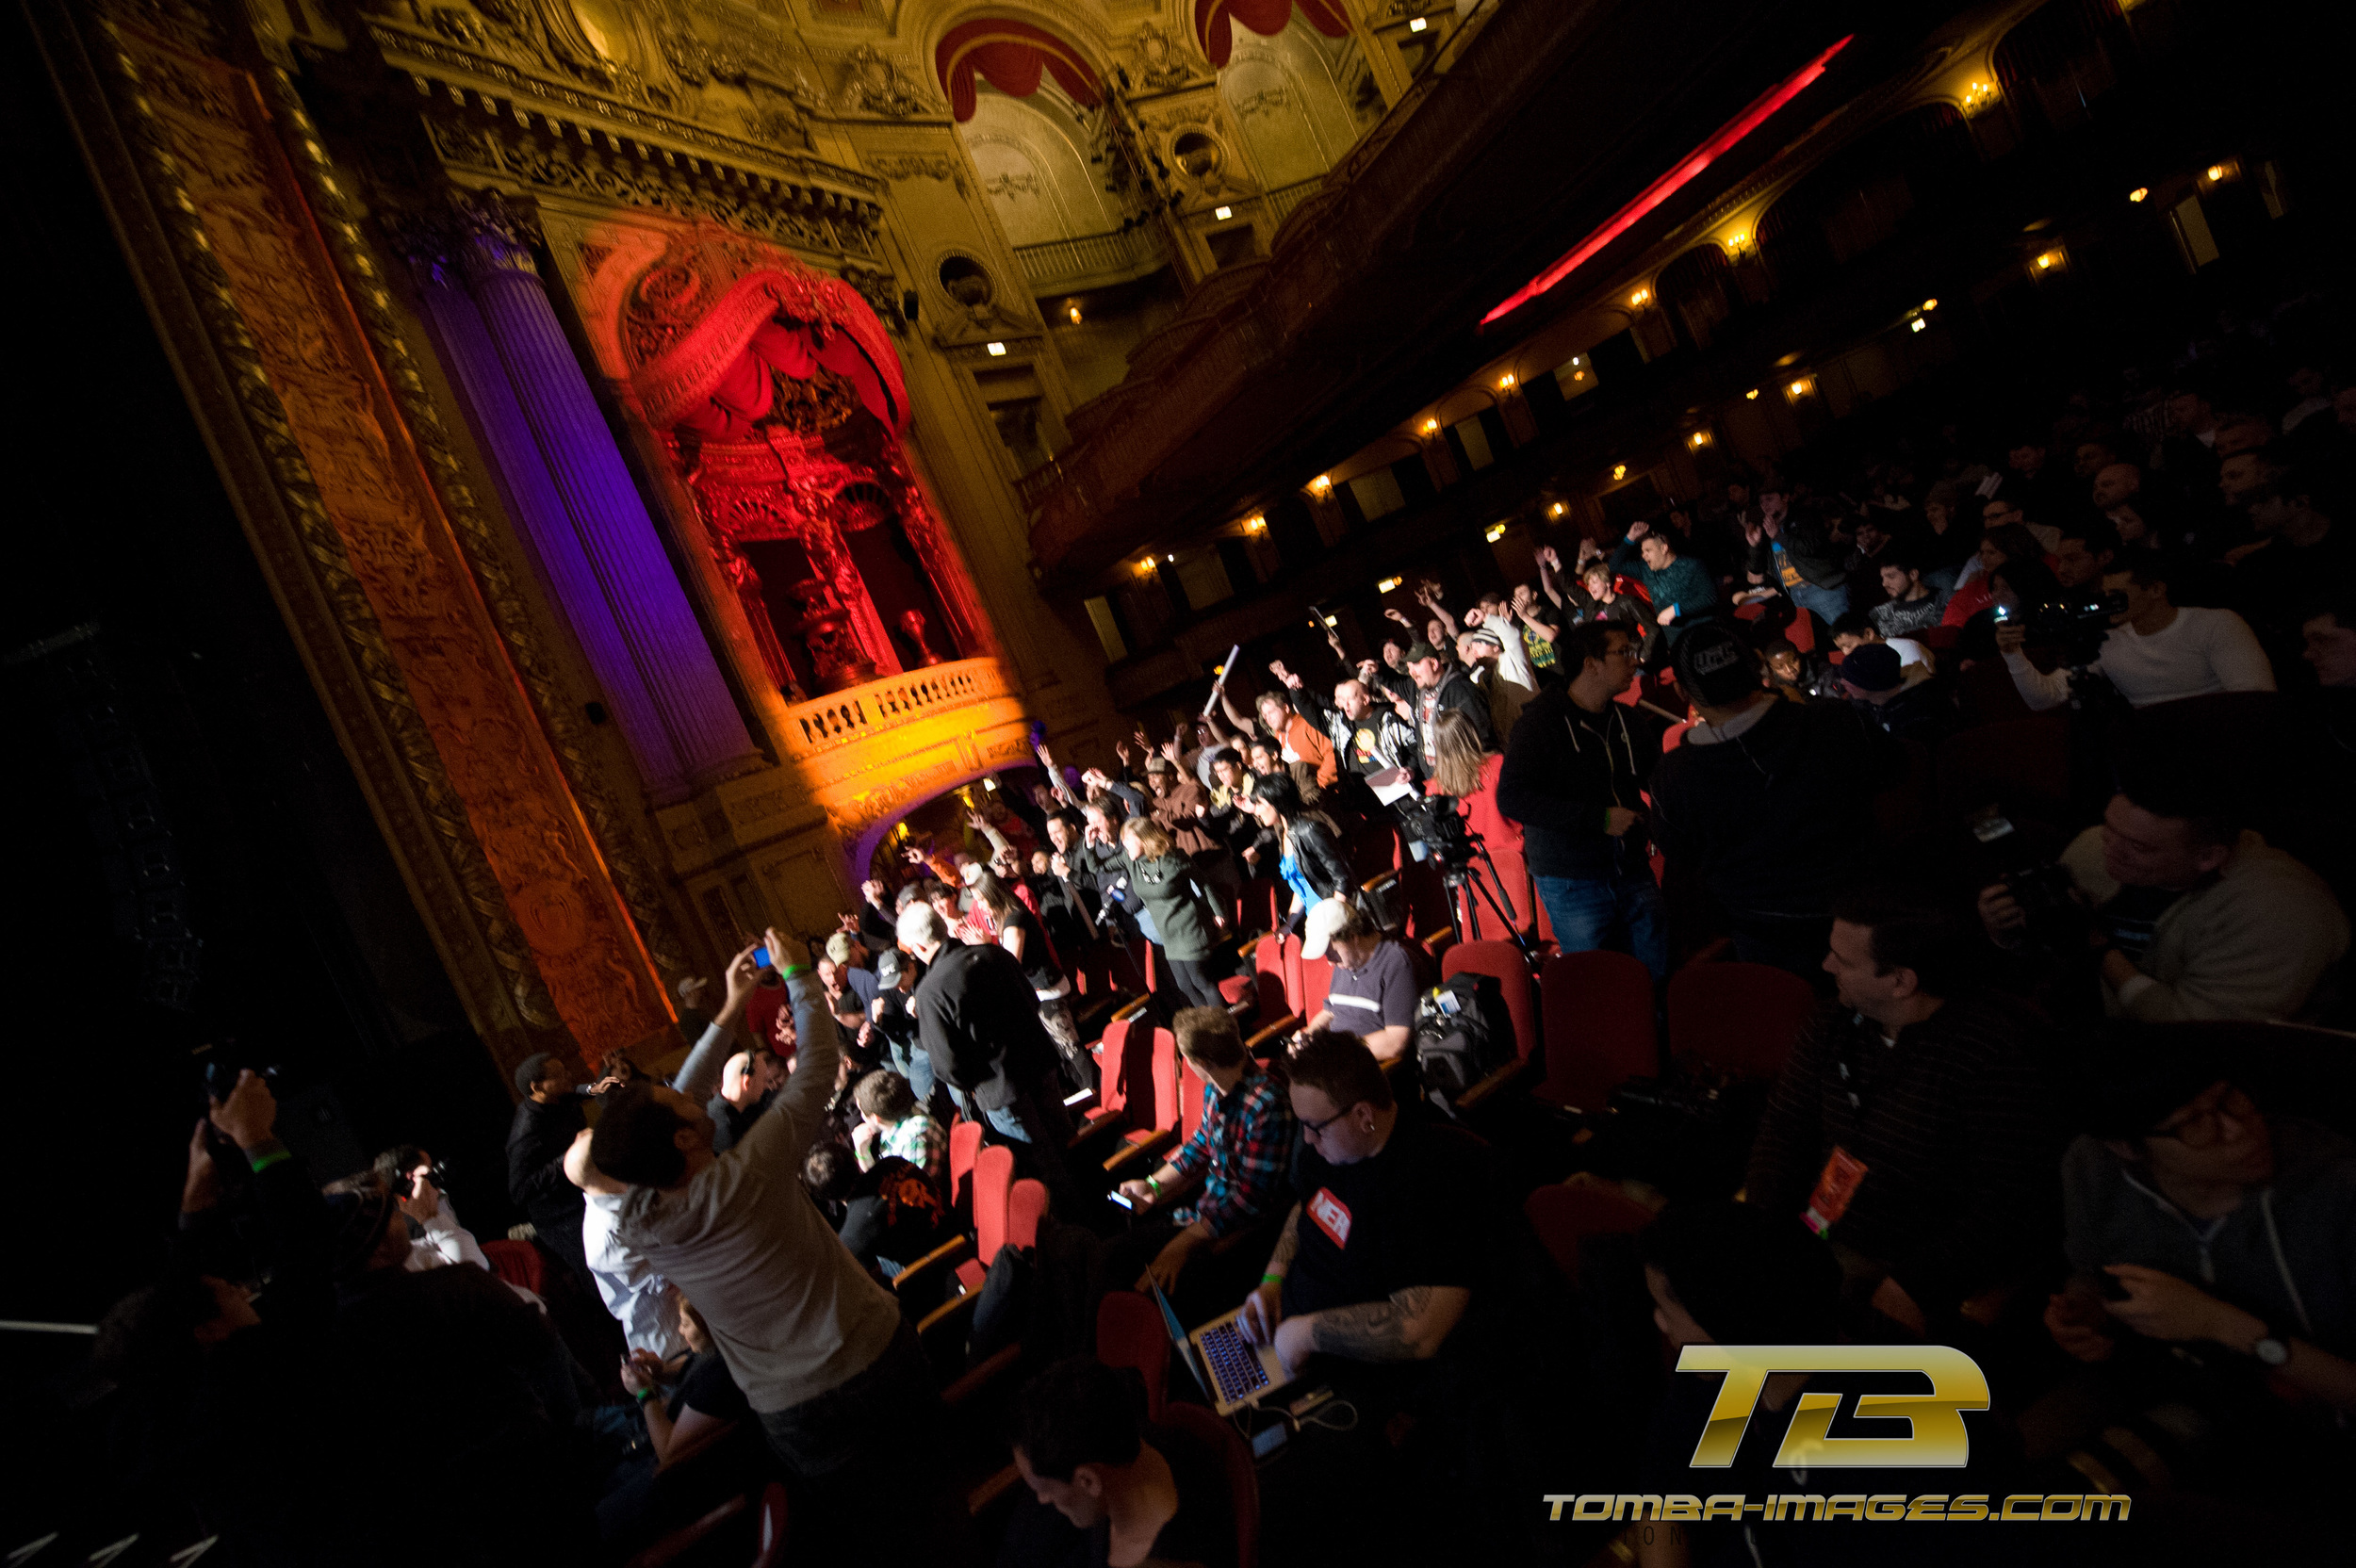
[1378,576,1403,594]
[1744,387,1759,400]
[1213,204,1233,220]
[1690,430,1711,449]
[1910,318,1927,333]
[1135,558,1157,577]
[1421,417,1439,434]
[2201,161,2237,186]
[1484,523,1508,543]
[1322,614,1338,627]
[1243,514,1266,534]
[983,776,998,792]
[2032,248,2067,276]
[1308,474,1333,496]
[1408,15,1428,32]
[1497,373,1517,390]
[1612,464,1628,481]
[1962,78,1999,117]
[1628,287,1651,309]
[986,341,1007,356]
[1164,554,1175,564]
[1725,231,1750,255]
[1921,297,1938,311]
[1548,502,1566,517]
[1787,377,1815,399]
[1066,303,1083,324]
[2127,187,2149,203]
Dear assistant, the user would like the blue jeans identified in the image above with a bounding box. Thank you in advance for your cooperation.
[1788,579,1849,629]
[1536,861,1668,980]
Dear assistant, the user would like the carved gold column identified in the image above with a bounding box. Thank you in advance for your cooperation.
[38,0,677,1073]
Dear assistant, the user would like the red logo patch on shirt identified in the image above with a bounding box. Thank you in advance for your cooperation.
[1308,1186,1352,1249]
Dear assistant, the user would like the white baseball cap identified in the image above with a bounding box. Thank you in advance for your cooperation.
[1301,896,1354,961]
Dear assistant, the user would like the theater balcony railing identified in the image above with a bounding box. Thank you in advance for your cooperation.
[656,655,1037,888]
[1013,227,1170,295]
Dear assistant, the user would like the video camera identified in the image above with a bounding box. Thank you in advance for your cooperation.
[1392,791,1480,871]
[1995,587,2127,668]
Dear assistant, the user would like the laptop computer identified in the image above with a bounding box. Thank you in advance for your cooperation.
[1152,1282,1296,1417]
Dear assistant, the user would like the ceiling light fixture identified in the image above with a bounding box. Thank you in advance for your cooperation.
[1481,36,1854,327]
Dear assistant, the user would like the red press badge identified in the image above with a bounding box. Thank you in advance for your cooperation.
[1308,1187,1353,1249]
[1803,1147,1868,1236]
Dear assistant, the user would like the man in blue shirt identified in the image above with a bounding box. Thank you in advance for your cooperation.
[1612,520,1720,661]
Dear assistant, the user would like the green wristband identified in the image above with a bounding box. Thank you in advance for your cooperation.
[1261,1271,1285,1285]
[780,963,811,980]
[632,1385,655,1405]
[1145,1175,1162,1196]
[247,1147,291,1174]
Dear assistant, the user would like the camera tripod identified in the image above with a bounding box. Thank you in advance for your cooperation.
[1437,835,1537,966]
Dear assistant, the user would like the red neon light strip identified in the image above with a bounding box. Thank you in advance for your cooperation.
[1481,36,1853,328]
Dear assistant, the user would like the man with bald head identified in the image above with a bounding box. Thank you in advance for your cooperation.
[1277,660,1422,784]
[2090,462,2142,514]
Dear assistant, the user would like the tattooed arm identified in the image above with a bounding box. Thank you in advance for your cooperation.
[1268,1283,1470,1371]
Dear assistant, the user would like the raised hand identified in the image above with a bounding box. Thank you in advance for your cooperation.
[1626,519,1650,541]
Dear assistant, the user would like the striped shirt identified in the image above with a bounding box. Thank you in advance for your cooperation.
[1745,992,2058,1312]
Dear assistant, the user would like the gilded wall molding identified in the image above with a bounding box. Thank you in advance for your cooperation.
[287,171,702,1000]
[71,0,676,1071]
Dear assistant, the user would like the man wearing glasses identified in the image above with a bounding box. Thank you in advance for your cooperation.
[1236,1030,1503,1373]
[2037,1029,2356,1515]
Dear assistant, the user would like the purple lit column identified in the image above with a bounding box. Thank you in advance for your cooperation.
[426,210,759,798]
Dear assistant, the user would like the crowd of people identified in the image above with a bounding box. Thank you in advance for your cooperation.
[82,304,2356,1567]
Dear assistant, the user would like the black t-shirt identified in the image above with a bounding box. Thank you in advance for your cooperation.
[995,1423,1236,1568]
[1002,902,1067,993]
[836,1154,951,1271]
[1283,1118,1498,1319]
[665,1349,751,1426]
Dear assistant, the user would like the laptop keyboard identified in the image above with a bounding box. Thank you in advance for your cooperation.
[1200,1321,1270,1400]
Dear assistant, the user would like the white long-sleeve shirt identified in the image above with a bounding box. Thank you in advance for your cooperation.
[404,1198,488,1273]
[585,1190,687,1362]
[2004,605,2274,711]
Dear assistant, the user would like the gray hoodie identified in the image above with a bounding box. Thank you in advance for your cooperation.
[2060,1119,2356,1354]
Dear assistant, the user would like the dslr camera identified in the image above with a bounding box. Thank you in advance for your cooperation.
[1969,807,2091,957]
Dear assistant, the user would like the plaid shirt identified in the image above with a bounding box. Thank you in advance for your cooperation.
[875,1113,946,1182]
[1166,1066,1297,1240]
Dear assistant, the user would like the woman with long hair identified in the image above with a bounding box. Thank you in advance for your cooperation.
[1119,817,1231,1010]
[1426,708,1535,940]
[1247,772,1351,931]
[1941,521,2048,629]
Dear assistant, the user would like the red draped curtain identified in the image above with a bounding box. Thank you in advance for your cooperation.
[935,17,1104,122]
[1192,0,1350,68]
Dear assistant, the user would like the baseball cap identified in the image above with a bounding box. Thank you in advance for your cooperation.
[875,947,905,984]
[824,931,860,965]
[1301,895,1352,960]
[1462,628,1505,651]
[1671,620,1759,708]
[1402,641,1443,663]
[1840,643,1903,694]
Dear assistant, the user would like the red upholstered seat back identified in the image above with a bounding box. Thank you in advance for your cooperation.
[1537,949,1656,1111]
[1441,939,1537,1062]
